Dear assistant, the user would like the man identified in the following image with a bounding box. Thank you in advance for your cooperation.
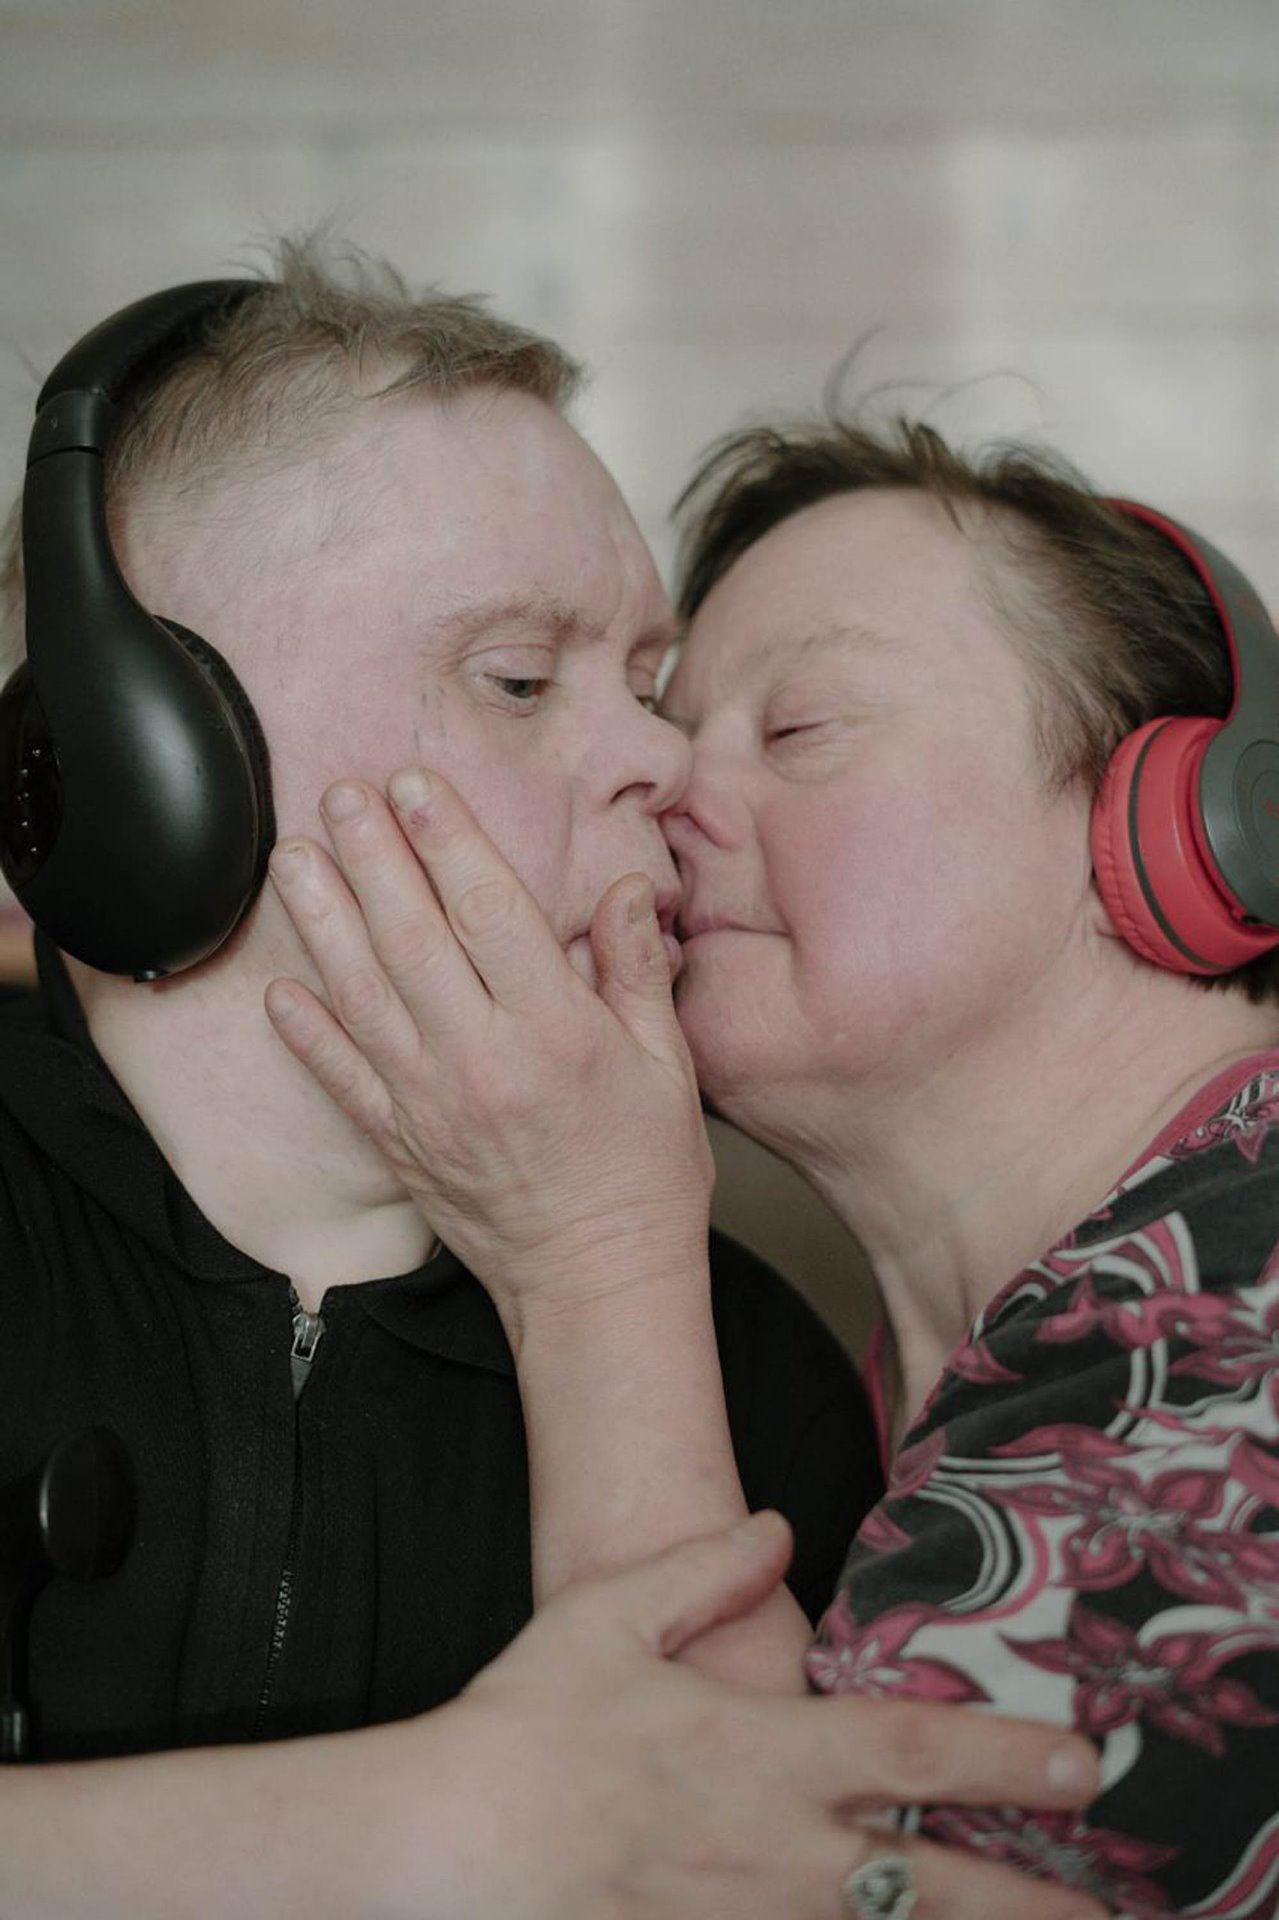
[0,247,1103,1917]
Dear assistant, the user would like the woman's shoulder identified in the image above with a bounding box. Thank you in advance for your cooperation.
[808,1083,1279,1919]
[948,1047,1279,1428]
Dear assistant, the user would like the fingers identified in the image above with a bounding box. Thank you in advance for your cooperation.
[567,1511,795,1660]
[279,769,668,1072]
[827,1827,1106,1920]
[263,974,397,1146]
[591,875,683,1049]
[381,770,578,1019]
[781,1696,1099,1814]
[266,834,441,1088]
[315,780,501,1033]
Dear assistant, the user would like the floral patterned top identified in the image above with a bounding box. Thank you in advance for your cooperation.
[807,1054,1279,1919]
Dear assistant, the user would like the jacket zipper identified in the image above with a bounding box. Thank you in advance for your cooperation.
[252,1288,325,1737]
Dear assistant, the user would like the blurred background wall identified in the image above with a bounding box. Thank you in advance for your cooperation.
[3,0,1278,1356]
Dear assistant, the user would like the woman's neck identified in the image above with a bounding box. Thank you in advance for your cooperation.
[724,967,1279,1436]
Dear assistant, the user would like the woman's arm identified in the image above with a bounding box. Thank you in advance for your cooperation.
[265,771,814,1685]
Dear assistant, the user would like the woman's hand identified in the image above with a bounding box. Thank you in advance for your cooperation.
[264,769,713,1333]
[381,1512,1106,1920]
[0,1515,1103,1920]
[264,768,773,1642]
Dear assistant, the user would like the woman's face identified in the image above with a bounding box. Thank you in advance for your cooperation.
[661,488,1096,1123]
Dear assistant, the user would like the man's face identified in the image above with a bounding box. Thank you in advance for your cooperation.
[661,488,1096,1119]
[123,387,689,981]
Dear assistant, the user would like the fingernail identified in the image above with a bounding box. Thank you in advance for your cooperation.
[627,881,655,924]
[1045,1741,1097,1795]
[268,839,311,877]
[389,769,431,812]
[264,979,302,1022]
[322,782,367,823]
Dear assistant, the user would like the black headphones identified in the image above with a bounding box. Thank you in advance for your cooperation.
[0,281,276,980]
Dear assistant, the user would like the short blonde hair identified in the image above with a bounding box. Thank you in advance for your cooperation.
[0,232,582,670]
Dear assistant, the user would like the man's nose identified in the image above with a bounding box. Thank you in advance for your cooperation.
[611,705,692,815]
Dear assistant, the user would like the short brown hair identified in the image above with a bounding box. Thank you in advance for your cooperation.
[0,232,582,671]
[674,410,1279,1004]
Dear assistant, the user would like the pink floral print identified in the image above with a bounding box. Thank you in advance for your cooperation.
[807,1052,1279,1917]
[1005,1600,1279,1754]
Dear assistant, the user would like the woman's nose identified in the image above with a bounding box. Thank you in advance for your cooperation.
[661,748,742,853]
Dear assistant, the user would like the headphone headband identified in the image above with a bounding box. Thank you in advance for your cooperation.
[1108,499,1279,723]
[32,281,259,446]
[0,279,276,979]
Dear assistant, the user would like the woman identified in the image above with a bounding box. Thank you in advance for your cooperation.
[265,416,1279,1920]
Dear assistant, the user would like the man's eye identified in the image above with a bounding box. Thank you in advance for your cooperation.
[490,675,549,704]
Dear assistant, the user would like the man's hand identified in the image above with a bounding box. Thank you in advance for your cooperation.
[265,768,712,1336]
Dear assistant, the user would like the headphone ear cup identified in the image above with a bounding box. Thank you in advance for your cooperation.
[1091,715,1279,973]
[156,619,275,885]
[1091,719,1195,969]
[1,598,276,979]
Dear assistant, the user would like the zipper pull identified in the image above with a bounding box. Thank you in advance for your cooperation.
[287,1285,325,1400]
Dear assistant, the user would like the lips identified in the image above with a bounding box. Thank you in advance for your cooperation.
[676,911,744,941]
[567,885,685,978]
[653,888,682,936]
[651,890,685,978]
[675,902,783,946]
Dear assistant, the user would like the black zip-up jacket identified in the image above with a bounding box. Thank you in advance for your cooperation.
[0,943,880,1759]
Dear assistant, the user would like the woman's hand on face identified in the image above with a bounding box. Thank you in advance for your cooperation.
[264,769,713,1327]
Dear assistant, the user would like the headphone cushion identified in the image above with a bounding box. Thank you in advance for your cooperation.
[1092,715,1278,972]
[158,618,275,878]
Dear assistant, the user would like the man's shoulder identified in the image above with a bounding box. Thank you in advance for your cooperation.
[0,971,75,1081]
[0,978,60,1140]
[0,976,45,1036]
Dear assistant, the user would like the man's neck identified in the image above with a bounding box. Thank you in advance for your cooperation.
[68,947,436,1314]
[721,957,1279,1435]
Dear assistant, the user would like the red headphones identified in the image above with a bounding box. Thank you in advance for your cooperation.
[1091,501,1279,974]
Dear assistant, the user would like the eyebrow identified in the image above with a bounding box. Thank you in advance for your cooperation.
[756,621,903,666]
[436,593,676,655]
[661,621,901,730]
